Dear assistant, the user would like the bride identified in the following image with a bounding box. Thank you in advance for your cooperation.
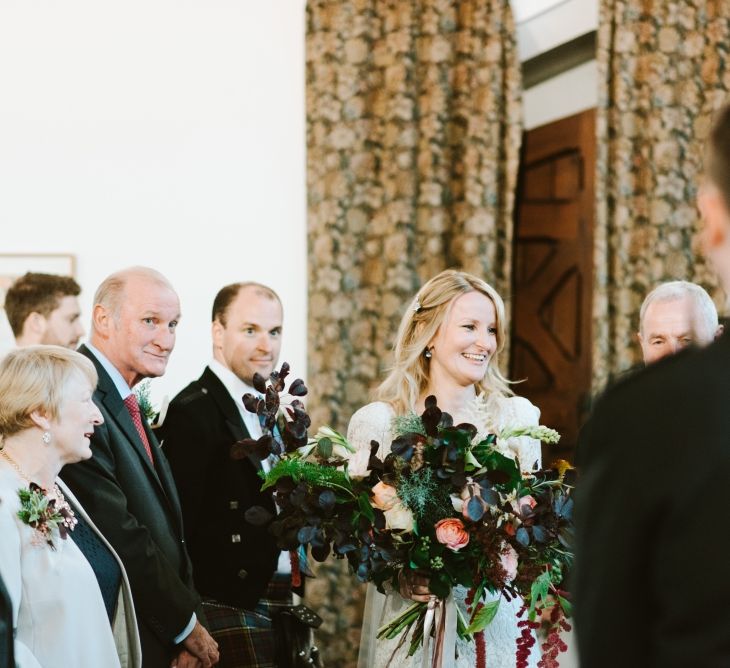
[349,269,542,667]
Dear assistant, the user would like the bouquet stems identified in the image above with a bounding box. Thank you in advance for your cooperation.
[377,601,426,641]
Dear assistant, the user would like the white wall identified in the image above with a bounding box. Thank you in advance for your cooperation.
[524,60,598,130]
[514,0,598,62]
[514,0,599,130]
[0,1,307,405]
[0,0,598,407]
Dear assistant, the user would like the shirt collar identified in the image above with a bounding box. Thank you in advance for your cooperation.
[208,358,257,406]
[85,342,133,400]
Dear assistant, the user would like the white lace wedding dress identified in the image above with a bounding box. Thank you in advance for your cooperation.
[349,394,542,668]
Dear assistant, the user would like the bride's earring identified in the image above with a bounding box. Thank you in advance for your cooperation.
[42,431,52,445]
[424,347,433,359]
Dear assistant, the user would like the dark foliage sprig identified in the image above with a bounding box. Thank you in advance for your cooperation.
[230,363,310,463]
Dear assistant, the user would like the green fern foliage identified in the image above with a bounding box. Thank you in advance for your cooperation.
[260,458,352,492]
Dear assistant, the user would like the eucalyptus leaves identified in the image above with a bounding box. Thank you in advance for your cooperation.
[17,482,77,550]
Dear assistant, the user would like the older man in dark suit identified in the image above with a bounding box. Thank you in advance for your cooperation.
[575,106,730,666]
[61,267,219,668]
[160,282,291,667]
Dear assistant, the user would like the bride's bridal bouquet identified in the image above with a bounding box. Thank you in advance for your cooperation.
[236,365,574,667]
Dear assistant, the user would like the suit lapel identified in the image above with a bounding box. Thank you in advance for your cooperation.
[79,346,171,499]
[199,367,263,471]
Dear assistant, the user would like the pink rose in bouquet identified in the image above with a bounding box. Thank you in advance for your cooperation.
[434,517,470,551]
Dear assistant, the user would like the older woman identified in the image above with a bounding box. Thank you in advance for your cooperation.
[0,345,141,667]
[349,269,542,668]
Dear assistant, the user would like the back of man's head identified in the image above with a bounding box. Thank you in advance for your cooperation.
[4,272,82,348]
[638,280,721,364]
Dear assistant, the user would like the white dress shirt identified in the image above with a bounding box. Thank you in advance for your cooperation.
[208,360,291,574]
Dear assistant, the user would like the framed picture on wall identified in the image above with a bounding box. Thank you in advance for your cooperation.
[0,253,77,306]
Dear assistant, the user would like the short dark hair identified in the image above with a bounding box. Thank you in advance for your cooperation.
[709,104,730,206]
[4,273,81,337]
[212,282,281,326]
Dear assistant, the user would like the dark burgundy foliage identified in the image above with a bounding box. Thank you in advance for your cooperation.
[234,365,312,463]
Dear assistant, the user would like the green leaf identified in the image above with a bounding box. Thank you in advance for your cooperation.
[558,595,572,618]
[318,437,333,458]
[358,492,375,523]
[465,450,481,469]
[465,600,500,635]
[529,570,552,618]
[470,581,486,614]
[472,448,521,489]
[456,604,470,639]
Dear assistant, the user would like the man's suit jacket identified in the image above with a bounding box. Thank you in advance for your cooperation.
[61,345,202,668]
[575,333,730,667]
[0,572,12,668]
[159,366,280,609]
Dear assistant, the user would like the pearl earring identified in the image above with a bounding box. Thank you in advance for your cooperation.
[424,348,432,359]
[42,431,51,445]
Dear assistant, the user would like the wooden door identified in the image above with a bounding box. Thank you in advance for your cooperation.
[510,109,595,464]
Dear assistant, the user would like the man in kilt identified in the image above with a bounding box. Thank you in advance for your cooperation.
[161,282,294,667]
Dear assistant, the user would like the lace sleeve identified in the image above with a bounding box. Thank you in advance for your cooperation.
[502,396,542,472]
[346,401,395,459]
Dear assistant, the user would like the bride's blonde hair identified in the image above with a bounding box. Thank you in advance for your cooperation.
[374,269,512,414]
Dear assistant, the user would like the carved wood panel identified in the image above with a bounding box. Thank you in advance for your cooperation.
[510,109,595,463]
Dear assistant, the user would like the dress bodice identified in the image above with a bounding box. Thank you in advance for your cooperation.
[347,394,542,471]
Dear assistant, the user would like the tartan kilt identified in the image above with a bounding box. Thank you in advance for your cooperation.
[203,574,292,668]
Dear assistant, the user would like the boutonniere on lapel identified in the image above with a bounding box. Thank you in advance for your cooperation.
[134,380,170,430]
[17,482,77,550]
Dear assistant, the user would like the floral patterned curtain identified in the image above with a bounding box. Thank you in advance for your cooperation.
[593,0,730,391]
[305,0,522,665]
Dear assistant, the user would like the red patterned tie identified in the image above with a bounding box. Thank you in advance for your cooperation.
[123,394,154,464]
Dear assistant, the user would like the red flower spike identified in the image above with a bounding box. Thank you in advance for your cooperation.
[290,550,301,588]
[476,630,486,668]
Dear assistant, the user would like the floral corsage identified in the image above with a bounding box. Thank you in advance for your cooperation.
[17,482,77,550]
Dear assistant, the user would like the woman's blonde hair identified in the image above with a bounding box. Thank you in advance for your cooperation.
[0,345,98,438]
[374,269,512,413]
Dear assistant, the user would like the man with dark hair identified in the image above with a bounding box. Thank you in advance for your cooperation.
[61,266,219,668]
[4,272,84,348]
[575,105,730,666]
[160,281,291,667]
